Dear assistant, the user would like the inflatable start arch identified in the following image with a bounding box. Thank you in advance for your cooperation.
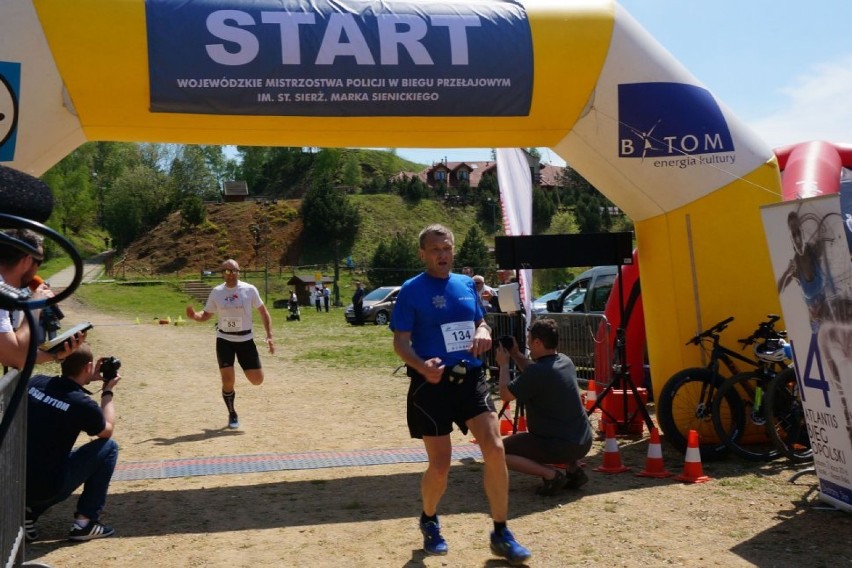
[1,0,789,393]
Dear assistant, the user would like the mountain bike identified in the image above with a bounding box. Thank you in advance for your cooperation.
[657,316,759,461]
[765,366,813,463]
[710,316,789,461]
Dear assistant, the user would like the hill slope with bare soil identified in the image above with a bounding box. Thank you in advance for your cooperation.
[121,200,303,275]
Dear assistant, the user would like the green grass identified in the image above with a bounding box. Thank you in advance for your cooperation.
[75,280,191,322]
[73,278,401,369]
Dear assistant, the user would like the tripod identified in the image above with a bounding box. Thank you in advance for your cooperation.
[587,265,654,436]
[497,397,526,435]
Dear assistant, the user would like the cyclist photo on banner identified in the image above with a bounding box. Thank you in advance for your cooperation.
[763,196,852,512]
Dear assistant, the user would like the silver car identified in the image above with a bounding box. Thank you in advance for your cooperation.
[344,286,401,325]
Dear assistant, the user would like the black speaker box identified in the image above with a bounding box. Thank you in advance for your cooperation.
[495,232,633,269]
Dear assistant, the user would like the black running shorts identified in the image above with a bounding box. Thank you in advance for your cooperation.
[406,365,495,438]
[216,337,262,370]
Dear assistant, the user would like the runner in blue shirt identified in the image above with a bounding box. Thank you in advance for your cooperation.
[390,223,531,566]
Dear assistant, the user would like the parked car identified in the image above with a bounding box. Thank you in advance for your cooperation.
[533,266,618,381]
[344,286,401,325]
[531,288,565,314]
[544,265,617,314]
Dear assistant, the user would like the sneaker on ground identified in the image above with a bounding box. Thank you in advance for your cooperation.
[535,469,568,496]
[419,519,448,556]
[490,528,532,566]
[68,521,115,541]
[228,412,240,429]
[24,509,39,542]
[565,467,589,490]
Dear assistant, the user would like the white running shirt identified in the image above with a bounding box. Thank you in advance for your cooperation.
[204,281,264,341]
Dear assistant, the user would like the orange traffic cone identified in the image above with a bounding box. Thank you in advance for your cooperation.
[675,429,712,483]
[594,423,630,473]
[636,427,673,478]
[585,379,598,411]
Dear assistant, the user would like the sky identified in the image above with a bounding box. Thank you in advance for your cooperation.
[393,0,852,167]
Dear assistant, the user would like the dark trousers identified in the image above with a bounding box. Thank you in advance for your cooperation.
[28,437,119,521]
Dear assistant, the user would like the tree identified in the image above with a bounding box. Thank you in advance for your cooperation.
[547,210,580,235]
[532,186,556,234]
[169,145,220,203]
[89,142,144,227]
[455,225,491,274]
[180,194,207,228]
[575,192,604,233]
[102,164,170,248]
[457,180,471,202]
[341,152,363,190]
[42,146,98,236]
[396,175,431,202]
[300,178,361,304]
[366,232,421,286]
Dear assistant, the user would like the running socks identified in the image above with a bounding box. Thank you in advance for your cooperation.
[222,390,236,413]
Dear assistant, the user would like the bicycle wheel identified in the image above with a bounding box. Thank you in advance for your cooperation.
[712,372,782,461]
[657,368,740,461]
[765,367,813,463]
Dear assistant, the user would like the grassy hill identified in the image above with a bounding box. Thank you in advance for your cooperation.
[348,194,481,265]
[45,148,492,288]
[108,194,485,278]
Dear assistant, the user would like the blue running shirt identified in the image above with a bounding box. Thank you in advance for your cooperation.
[390,272,485,367]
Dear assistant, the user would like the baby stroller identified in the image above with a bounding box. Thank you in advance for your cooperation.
[287,299,301,321]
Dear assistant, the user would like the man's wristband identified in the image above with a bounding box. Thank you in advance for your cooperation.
[101,390,114,398]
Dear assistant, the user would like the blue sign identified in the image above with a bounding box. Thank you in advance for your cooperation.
[146,0,533,117]
[0,61,20,162]
[617,82,735,159]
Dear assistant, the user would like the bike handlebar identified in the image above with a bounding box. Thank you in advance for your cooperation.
[737,314,784,347]
[686,316,735,345]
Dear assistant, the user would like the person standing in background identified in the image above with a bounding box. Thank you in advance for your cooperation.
[352,281,365,325]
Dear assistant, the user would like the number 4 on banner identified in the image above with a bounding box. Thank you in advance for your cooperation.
[795,332,831,406]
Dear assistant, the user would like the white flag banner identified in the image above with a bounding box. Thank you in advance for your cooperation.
[496,148,533,325]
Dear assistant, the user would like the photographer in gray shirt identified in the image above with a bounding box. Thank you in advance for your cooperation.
[495,318,593,495]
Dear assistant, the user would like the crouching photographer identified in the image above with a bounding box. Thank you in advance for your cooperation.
[25,343,121,542]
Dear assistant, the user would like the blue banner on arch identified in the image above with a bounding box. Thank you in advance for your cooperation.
[146,0,533,117]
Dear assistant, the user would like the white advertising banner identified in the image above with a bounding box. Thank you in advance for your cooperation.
[495,148,532,325]
[761,195,852,512]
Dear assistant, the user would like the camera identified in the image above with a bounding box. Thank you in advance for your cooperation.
[101,356,121,380]
[498,335,514,350]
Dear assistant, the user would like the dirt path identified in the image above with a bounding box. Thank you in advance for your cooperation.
[23,298,852,567]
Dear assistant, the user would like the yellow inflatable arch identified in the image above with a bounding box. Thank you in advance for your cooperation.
[0,0,783,393]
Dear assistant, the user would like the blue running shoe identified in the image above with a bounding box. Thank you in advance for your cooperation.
[419,519,448,556]
[490,528,531,566]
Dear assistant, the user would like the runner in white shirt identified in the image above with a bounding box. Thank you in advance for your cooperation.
[186,259,274,429]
